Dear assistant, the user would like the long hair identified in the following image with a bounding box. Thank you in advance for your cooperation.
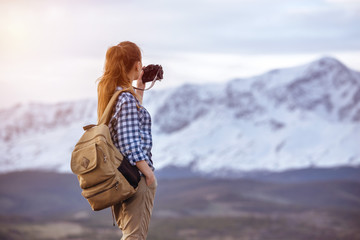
[96,41,142,122]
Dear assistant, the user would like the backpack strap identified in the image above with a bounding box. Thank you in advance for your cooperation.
[98,89,130,125]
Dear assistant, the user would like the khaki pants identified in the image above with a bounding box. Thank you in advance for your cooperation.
[113,175,157,240]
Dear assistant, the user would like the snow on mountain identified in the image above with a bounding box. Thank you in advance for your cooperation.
[0,99,97,172]
[1,56,359,174]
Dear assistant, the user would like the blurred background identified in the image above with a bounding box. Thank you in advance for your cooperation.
[1,0,360,239]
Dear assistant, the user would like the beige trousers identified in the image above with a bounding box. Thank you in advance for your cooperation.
[113,175,157,240]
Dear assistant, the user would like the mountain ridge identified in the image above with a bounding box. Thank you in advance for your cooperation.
[1,56,359,174]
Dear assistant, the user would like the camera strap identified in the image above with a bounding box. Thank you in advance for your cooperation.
[133,68,161,91]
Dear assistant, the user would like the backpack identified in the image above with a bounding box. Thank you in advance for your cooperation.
[71,89,140,211]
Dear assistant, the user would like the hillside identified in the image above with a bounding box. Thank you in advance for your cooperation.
[0,169,360,240]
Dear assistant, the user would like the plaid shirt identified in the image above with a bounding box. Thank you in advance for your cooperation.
[108,87,154,171]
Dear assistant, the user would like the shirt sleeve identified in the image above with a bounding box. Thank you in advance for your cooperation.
[115,96,150,166]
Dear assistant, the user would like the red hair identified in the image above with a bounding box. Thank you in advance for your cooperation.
[96,41,142,122]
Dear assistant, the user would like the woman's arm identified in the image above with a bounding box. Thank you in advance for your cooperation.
[134,70,155,186]
[135,69,145,103]
[114,94,154,183]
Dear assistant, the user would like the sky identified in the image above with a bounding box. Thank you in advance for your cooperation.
[0,0,359,108]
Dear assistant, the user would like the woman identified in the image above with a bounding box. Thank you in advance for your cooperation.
[96,41,157,240]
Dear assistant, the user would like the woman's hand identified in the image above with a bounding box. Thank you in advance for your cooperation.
[145,172,156,187]
[135,160,155,187]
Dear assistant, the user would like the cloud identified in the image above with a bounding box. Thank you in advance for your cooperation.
[1,0,359,60]
[0,0,359,107]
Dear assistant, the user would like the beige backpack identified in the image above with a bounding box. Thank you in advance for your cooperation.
[71,90,139,211]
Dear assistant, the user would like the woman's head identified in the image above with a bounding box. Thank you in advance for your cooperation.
[106,41,142,85]
[97,41,142,122]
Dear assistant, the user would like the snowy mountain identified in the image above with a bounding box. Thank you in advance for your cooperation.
[1,56,359,174]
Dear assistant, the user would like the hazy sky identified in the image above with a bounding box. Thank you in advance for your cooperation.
[0,0,359,108]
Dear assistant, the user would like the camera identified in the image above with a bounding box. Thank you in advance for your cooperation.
[142,64,163,83]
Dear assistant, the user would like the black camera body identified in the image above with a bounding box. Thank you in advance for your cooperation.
[142,64,163,83]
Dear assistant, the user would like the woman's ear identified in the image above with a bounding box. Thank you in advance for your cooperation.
[137,61,142,72]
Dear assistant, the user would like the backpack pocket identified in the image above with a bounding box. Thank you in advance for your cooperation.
[71,142,116,189]
[82,173,137,211]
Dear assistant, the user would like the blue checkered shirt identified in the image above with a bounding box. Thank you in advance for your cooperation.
[108,87,154,171]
